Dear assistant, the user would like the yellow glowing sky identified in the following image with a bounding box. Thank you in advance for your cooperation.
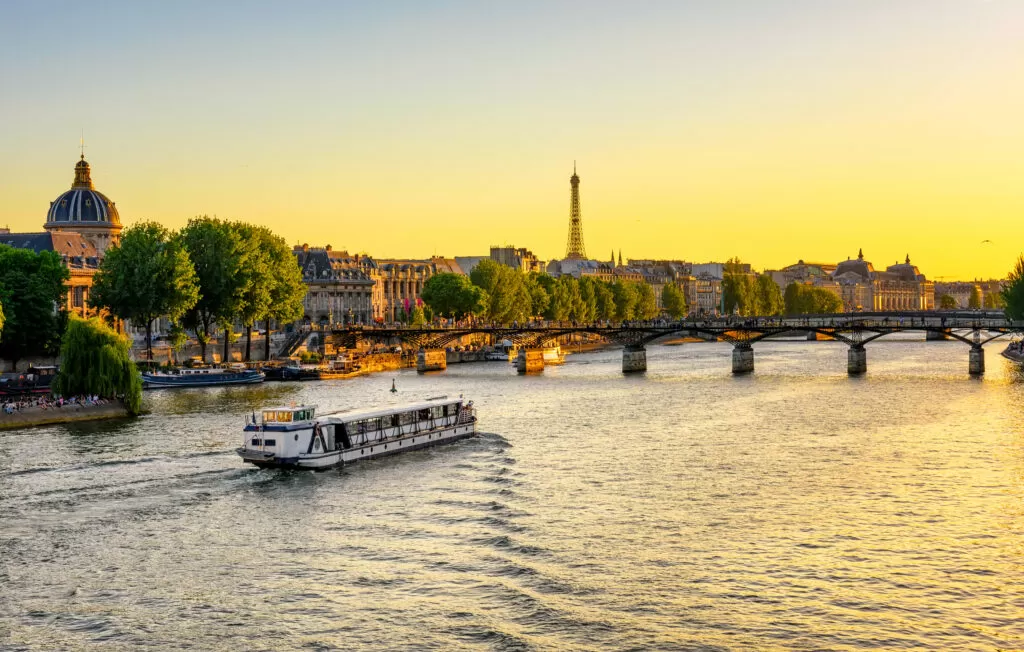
[1,2,1022,280]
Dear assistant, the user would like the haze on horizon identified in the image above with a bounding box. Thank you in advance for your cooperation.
[1,0,1022,280]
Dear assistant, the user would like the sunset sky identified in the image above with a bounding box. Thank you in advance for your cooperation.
[2,1,1022,280]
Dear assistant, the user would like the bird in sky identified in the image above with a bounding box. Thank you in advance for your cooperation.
[981,239,993,244]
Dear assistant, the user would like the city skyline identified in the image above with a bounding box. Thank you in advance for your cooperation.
[3,1,1023,280]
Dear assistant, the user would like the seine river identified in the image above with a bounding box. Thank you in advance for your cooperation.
[2,338,1023,650]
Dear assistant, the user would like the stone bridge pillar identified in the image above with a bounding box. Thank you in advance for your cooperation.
[416,348,447,373]
[848,344,867,375]
[622,344,647,373]
[732,343,754,374]
[516,348,544,374]
[969,345,985,376]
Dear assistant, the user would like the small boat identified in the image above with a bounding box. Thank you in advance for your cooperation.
[237,396,477,470]
[1002,340,1024,363]
[0,366,57,397]
[142,366,265,389]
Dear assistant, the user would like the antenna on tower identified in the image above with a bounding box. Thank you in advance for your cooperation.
[79,131,87,160]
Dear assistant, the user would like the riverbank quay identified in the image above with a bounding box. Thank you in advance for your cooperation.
[0,400,131,430]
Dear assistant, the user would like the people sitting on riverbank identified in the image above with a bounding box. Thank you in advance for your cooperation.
[2,394,111,415]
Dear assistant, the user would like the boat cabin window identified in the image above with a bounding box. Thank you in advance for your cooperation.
[418,409,430,420]
[263,410,293,423]
[430,406,445,419]
[399,411,415,425]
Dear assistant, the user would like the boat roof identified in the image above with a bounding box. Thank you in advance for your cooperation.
[262,404,318,412]
[323,397,464,422]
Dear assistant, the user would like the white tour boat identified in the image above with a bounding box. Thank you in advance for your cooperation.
[237,396,477,470]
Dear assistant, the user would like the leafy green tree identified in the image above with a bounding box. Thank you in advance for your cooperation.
[231,223,275,361]
[785,283,841,315]
[0,245,69,368]
[634,282,659,320]
[1002,257,1024,321]
[982,291,1003,309]
[409,306,426,326]
[968,285,982,309]
[757,275,784,316]
[577,276,599,322]
[53,317,143,415]
[722,274,752,315]
[662,282,687,319]
[179,217,247,362]
[263,234,306,361]
[421,273,488,319]
[524,273,549,318]
[0,299,4,335]
[470,259,533,323]
[594,281,616,321]
[563,276,587,322]
[90,222,199,361]
[938,294,958,310]
[611,280,638,321]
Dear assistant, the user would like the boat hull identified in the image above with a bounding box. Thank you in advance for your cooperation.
[143,372,265,389]
[238,421,476,470]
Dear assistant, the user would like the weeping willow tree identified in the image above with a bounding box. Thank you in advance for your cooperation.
[53,317,143,415]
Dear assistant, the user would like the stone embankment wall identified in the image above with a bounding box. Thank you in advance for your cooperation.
[0,402,131,430]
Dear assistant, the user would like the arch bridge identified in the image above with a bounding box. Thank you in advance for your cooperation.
[325,311,1022,376]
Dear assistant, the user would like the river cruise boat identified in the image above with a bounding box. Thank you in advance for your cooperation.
[237,396,477,470]
[142,366,265,389]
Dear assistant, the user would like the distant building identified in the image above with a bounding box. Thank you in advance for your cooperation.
[374,257,463,321]
[0,154,122,320]
[293,245,377,325]
[490,245,544,273]
[832,250,934,311]
[0,230,101,319]
[934,280,1004,309]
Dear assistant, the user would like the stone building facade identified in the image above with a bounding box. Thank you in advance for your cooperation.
[293,245,377,325]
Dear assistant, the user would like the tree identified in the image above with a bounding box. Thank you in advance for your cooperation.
[611,280,638,321]
[263,233,306,361]
[470,259,532,323]
[785,283,842,315]
[524,273,549,318]
[968,285,982,309]
[634,282,659,320]
[662,282,687,319]
[421,273,487,320]
[939,294,958,310]
[178,217,247,362]
[983,291,1003,309]
[1002,257,1024,321]
[756,275,784,316]
[0,299,4,336]
[90,222,199,361]
[594,281,616,321]
[409,306,426,326]
[0,245,69,368]
[53,317,143,415]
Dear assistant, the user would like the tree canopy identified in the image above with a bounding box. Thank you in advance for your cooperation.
[420,273,488,319]
[1002,257,1024,321]
[662,282,687,319]
[724,268,785,316]
[968,285,982,309]
[0,245,69,366]
[938,294,958,310]
[178,217,247,361]
[784,283,843,315]
[90,221,199,361]
[53,317,143,415]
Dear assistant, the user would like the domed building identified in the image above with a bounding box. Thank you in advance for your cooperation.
[44,155,122,254]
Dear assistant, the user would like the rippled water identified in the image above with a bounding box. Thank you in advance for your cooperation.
[2,338,1024,650]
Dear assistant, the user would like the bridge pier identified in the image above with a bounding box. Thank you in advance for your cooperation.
[622,344,647,373]
[926,329,951,341]
[416,348,447,373]
[732,343,754,374]
[847,345,867,375]
[969,345,985,376]
[516,348,545,374]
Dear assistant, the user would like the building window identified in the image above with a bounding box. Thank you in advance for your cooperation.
[72,286,85,308]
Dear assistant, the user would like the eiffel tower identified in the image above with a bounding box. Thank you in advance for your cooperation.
[564,162,586,260]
